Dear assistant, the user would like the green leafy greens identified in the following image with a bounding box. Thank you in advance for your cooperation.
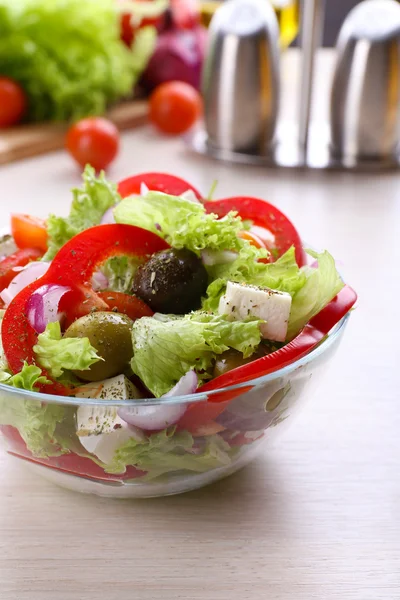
[131,312,262,397]
[0,0,155,122]
[33,322,101,379]
[44,165,121,260]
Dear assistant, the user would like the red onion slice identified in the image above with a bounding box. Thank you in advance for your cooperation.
[118,403,187,431]
[118,371,197,431]
[201,250,238,266]
[180,189,200,204]
[27,284,71,333]
[0,261,50,306]
[140,182,149,196]
[91,270,109,291]
[100,207,116,225]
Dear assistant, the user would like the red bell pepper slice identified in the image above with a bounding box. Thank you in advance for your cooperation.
[1,425,145,482]
[118,172,202,199]
[0,247,43,291]
[1,224,169,395]
[200,284,357,397]
[204,197,307,267]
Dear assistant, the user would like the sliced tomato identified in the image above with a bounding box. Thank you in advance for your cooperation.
[118,172,202,199]
[60,286,110,329]
[97,291,153,321]
[0,425,145,482]
[11,214,48,253]
[0,247,43,291]
[204,197,306,266]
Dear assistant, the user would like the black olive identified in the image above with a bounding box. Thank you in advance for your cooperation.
[132,248,208,314]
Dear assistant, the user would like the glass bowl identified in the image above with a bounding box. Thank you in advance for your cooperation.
[0,314,349,498]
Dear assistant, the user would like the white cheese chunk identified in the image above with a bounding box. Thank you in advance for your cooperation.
[74,375,145,464]
[73,374,142,402]
[218,281,292,342]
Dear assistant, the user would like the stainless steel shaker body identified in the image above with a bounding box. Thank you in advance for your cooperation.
[330,0,400,163]
[202,0,280,155]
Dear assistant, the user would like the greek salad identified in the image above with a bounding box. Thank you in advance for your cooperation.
[0,167,351,482]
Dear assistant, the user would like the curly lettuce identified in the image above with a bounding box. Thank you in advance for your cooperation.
[106,427,233,480]
[131,312,262,397]
[114,190,269,258]
[44,166,121,260]
[33,322,102,379]
[204,247,344,340]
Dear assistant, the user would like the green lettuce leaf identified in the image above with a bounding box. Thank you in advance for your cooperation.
[0,0,152,122]
[204,247,344,340]
[285,249,344,339]
[114,191,268,256]
[44,166,121,260]
[33,322,101,379]
[131,312,262,397]
[0,362,50,390]
[102,256,141,294]
[106,427,233,480]
[0,395,67,457]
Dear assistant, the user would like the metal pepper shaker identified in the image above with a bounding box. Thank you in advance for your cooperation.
[330,0,400,166]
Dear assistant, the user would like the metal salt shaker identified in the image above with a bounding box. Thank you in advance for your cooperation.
[202,0,280,155]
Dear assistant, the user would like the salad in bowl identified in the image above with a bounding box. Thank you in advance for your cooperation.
[0,167,356,497]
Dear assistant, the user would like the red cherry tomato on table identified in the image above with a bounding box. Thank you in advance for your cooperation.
[66,117,120,171]
[0,77,26,128]
[149,81,202,135]
[11,214,48,252]
[118,172,202,198]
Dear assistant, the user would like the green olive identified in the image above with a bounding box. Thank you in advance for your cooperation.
[64,312,134,382]
[213,346,271,379]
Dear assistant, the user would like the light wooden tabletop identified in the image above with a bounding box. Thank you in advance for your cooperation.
[0,51,399,600]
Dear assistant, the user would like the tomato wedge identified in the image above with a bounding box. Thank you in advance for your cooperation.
[0,248,43,291]
[11,214,48,253]
[118,172,202,199]
[97,291,154,321]
[1,224,169,395]
[204,197,306,266]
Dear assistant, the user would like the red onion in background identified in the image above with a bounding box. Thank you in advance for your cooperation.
[140,25,208,92]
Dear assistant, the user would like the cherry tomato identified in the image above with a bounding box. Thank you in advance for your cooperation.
[0,78,26,128]
[66,117,120,171]
[237,230,267,249]
[149,81,202,135]
[11,214,48,252]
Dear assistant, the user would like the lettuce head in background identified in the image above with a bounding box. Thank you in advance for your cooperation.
[0,0,156,122]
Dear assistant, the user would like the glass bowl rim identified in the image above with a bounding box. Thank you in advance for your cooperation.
[0,312,350,407]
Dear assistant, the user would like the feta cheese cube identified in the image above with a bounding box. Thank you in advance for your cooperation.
[218,281,292,342]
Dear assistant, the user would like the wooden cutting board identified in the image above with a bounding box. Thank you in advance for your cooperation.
[0,99,148,166]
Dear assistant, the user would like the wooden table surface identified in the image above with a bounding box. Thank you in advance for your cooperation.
[0,51,399,600]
